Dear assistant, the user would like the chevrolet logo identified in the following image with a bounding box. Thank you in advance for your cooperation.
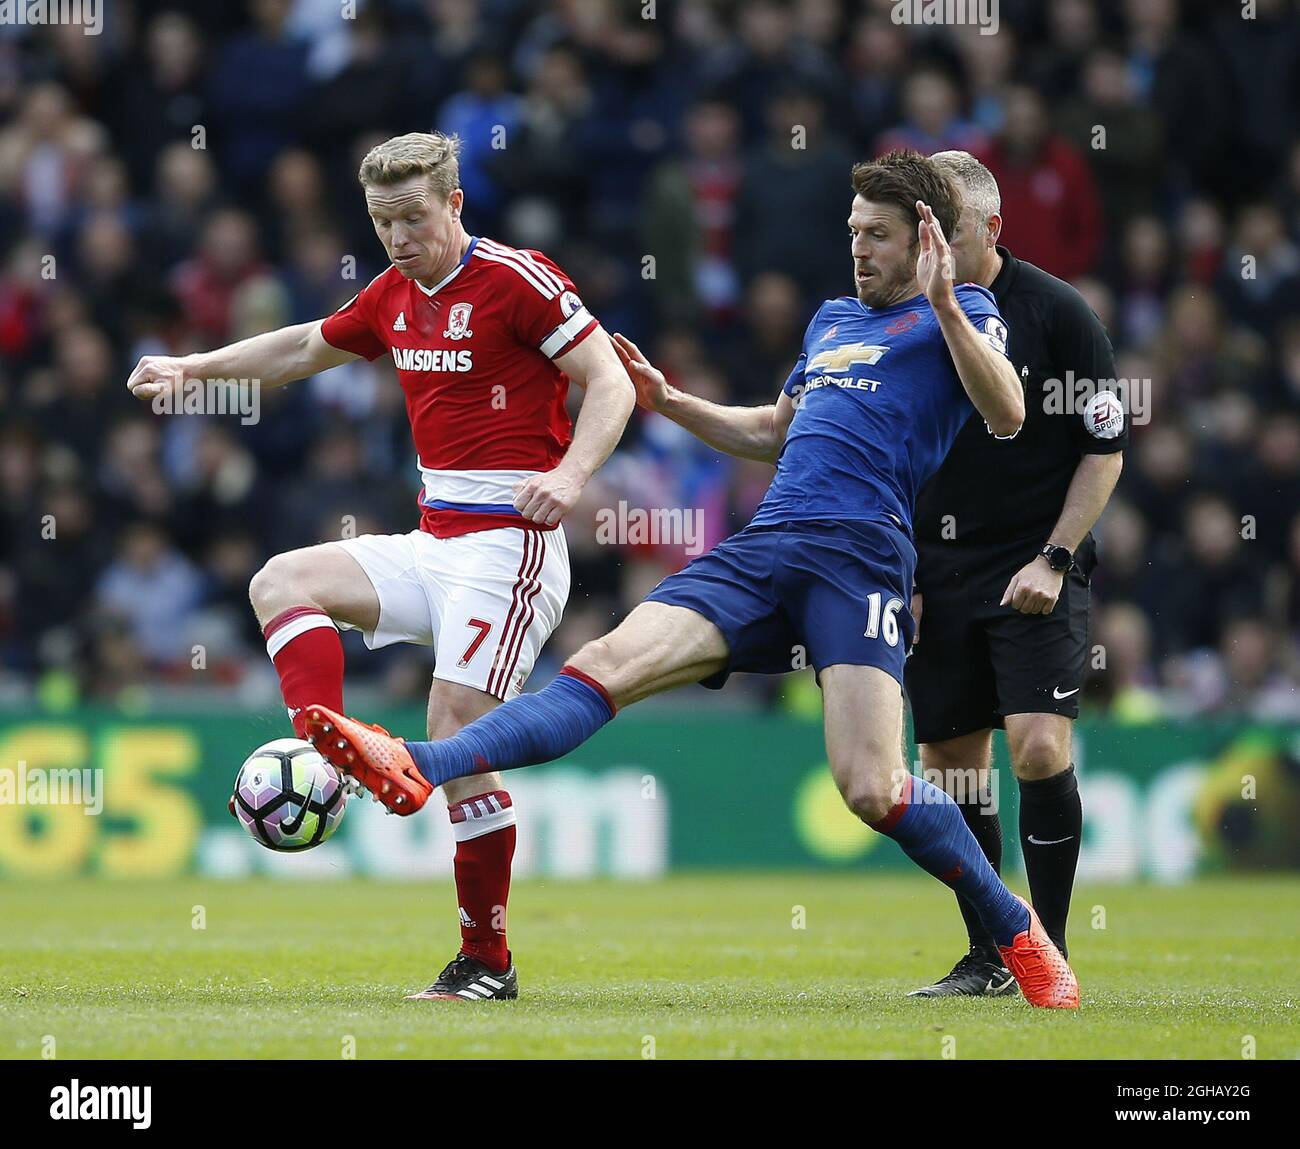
[806,342,889,373]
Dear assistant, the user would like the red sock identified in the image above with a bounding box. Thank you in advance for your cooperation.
[448,790,516,971]
[263,606,344,739]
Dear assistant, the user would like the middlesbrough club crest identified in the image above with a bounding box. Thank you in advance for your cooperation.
[443,302,474,340]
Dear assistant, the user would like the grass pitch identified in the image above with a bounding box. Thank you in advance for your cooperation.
[1,875,1296,1059]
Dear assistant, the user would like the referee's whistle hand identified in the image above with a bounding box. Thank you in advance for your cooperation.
[1000,559,1064,615]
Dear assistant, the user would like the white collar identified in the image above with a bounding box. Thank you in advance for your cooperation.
[413,261,466,297]
[411,236,479,297]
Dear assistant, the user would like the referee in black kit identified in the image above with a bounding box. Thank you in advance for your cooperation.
[905,151,1127,997]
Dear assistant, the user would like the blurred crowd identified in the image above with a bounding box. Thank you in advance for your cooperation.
[0,0,1298,720]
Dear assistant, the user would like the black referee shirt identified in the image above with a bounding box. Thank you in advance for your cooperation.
[914,246,1128,553]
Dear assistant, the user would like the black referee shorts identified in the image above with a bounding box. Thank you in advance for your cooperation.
[905,537,1094,745]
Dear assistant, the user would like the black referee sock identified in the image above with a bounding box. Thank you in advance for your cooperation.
[953,789,1002,955]
[1018,765,1082,957]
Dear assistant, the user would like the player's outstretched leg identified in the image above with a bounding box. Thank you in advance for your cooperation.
[822,665,1078,1008]
[302,665,617,813]
[305,602,729,813]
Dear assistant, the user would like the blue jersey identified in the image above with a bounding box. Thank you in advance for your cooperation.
[750,285,1010,536]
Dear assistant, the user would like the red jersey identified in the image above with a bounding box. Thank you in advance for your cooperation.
[320,236,600,537]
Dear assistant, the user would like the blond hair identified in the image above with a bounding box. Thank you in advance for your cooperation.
[358,132,461,200]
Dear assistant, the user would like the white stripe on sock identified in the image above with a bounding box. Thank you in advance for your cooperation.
[449,802,517,842]
[265,612,338,660]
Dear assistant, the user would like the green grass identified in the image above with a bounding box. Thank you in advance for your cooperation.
[0,875,1297,1059]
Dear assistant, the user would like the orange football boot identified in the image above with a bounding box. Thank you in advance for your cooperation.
[998,895,1080,1009]
[302,705,433,815]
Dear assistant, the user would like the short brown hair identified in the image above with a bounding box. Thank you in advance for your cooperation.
[850,150,959,243]
[358,132,461,200]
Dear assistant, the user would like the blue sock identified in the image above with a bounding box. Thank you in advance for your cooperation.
[406,668,615,788]
[871,775,1029,948]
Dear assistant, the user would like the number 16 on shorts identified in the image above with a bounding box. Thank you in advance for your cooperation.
[865,592,905,646]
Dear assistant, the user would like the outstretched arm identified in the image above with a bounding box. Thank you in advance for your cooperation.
[126,319,358,400]
[612,332,794,464]
[916,201,1025,438]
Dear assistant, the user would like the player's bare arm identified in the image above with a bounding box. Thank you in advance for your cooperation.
[1002,450,1123,615]
[126,320,359,401]
[916,200,1024,438]
[512,329,635,526]
[611,332,794,464]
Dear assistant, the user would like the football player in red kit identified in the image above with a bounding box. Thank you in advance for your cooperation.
[127,132,634,1002]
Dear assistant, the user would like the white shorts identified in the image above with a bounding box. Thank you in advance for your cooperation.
[335,526,570,700]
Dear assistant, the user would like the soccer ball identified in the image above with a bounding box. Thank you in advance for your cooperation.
[232,738,349,851]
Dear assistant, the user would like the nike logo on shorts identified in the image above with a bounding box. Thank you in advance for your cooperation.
[1053,686,1080,700]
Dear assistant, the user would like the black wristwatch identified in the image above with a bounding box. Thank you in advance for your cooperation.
[1039,543,1074,573]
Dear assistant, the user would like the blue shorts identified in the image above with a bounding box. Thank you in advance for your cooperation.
[645,518,916,688]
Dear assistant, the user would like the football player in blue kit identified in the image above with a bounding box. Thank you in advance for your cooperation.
[302,151,1079,1008]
